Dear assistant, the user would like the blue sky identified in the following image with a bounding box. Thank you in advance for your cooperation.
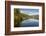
[19,9,39,15]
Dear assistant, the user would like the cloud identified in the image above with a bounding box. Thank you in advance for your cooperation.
[20,10,39,15]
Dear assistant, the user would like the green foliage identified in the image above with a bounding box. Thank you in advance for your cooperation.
[14,9,23,27]
[14,9,20,14]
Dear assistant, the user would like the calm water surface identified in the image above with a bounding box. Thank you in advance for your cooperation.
[20,19,39,27]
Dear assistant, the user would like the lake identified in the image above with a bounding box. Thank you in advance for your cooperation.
[20,19,39,27]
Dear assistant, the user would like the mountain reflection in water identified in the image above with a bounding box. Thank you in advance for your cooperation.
[20,19,39,27]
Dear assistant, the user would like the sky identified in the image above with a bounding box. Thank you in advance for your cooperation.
[19,9,39,15]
